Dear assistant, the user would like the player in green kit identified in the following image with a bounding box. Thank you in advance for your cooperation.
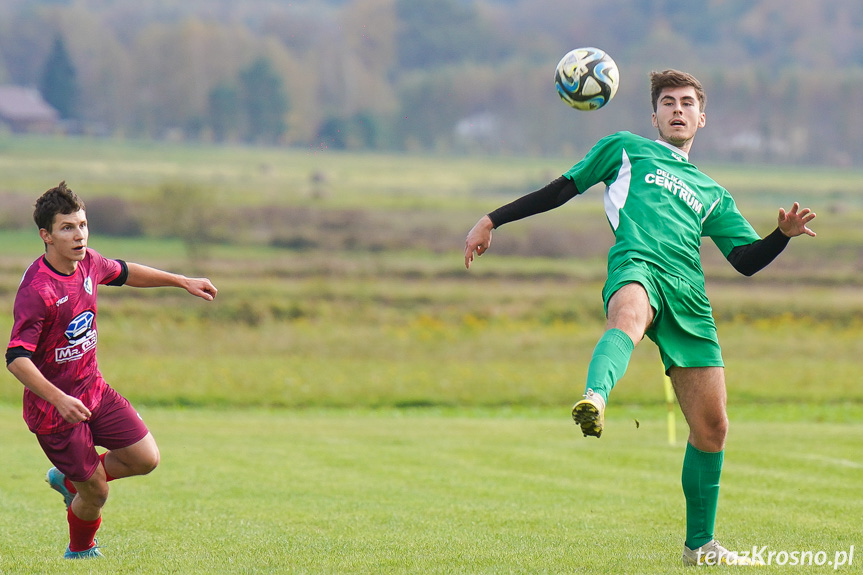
[464,70,816,567]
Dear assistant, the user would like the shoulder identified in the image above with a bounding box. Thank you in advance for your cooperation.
[83,247,103,262]
[14,259,53,310]
[83,247,125,284]
[607,131,650,144]
[592,131,656,153]
[82,247,116,271]
[17,257,52,292]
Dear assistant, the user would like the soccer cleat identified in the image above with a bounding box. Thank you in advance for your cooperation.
[571,388,606,438]
[682,540,764,566]
[64,541,103,560]
[46,467,75,508]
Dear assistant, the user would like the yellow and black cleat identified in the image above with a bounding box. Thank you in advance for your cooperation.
[572,390,605,438]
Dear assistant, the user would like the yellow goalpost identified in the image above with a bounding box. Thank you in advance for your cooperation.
[663,374,676,446]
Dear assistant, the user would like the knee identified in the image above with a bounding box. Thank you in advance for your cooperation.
[695,414,728,452]
[114,446,160,477]
[134,448,160,476]
[712,415,729,448]
[607,309,647,342]
[78,482,110,508]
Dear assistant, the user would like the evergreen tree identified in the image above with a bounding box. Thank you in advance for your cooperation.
[238,57,289,144]
[207,82,242,142]
[39,34,79,120]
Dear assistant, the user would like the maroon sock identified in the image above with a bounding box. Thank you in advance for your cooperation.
[64,452,115,493]
[67,507,101,552]
[99,452,116,482]
[63,476,78,494]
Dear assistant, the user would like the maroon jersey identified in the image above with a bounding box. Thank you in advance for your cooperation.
[7,249,125,434]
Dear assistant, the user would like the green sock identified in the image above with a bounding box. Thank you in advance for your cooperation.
[682,442,724,550]
[583,328,634,403]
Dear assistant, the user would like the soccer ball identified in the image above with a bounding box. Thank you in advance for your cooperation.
[554,47,620,111]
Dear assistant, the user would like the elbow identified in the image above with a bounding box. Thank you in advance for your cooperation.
[5,351,31,374]
[726,252,759,277]
[6,358,19,376]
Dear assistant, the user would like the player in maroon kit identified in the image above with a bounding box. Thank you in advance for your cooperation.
[6,182,218,559]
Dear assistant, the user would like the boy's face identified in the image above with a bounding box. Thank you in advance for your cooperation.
[651,86,706,151]
[40,210,89,270]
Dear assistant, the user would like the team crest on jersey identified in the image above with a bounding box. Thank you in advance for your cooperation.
[84,276,93,295]
[56,310,97,363]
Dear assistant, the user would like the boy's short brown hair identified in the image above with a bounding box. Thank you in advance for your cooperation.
[650,69,706,113]
[33,181,85,232]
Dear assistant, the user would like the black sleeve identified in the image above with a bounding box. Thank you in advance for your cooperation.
[6,346,32,366]
[107,259,129,286]
[725,227,790,276]
[487,176,580,228]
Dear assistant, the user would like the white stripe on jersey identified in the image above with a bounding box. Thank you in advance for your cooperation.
[701,197,721,224]
[604,149,632,230]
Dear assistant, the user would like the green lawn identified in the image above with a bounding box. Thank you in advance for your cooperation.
[0,405,859,574]
[1,136,861,573]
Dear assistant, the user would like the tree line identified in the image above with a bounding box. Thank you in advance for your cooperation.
[2,0,863,165]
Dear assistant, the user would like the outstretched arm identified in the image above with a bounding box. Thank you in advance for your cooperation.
[464,215,494,269]
[486,176,580,228]
[778,202,816,238]
[125,262,218,301]
[726,202,816,276]
[464,176,580,269]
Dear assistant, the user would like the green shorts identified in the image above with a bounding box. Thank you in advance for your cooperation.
[602,259,724,372]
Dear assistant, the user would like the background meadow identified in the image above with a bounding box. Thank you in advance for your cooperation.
[0,135,861,573]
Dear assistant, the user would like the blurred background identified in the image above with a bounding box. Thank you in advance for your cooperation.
[1,6,860,570]
[1,0,862,164]
[1,0,861,411]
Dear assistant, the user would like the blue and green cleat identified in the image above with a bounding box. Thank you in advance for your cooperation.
[46,467,75,508]
[65,541,103,559]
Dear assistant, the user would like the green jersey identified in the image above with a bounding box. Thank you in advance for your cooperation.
[564,131,760,290]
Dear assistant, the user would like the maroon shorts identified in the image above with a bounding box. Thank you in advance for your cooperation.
[37,386,150,482]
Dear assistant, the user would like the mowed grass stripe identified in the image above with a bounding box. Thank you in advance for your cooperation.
[0,405,859,574]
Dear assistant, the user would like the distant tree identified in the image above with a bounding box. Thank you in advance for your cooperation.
[317,116,349,149]
[238,57,289,144]
[207,81,242,142]
[317,112,389,150]
[395,0,507,70]
[39,34,79,119]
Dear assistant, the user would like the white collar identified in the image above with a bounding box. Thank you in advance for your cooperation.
[655,139,689,161]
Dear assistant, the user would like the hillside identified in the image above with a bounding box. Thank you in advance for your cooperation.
[0,0,861,163]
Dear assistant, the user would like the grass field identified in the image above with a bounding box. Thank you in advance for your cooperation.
[0,135,861,572]
[1,405,860,574]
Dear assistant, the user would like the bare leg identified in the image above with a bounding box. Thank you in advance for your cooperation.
[669,366,728,452]
[605,282,655,345]
[70,433,160,521]
[573,283,656,436]
[103,432,160,479]
[671,366,728,550]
